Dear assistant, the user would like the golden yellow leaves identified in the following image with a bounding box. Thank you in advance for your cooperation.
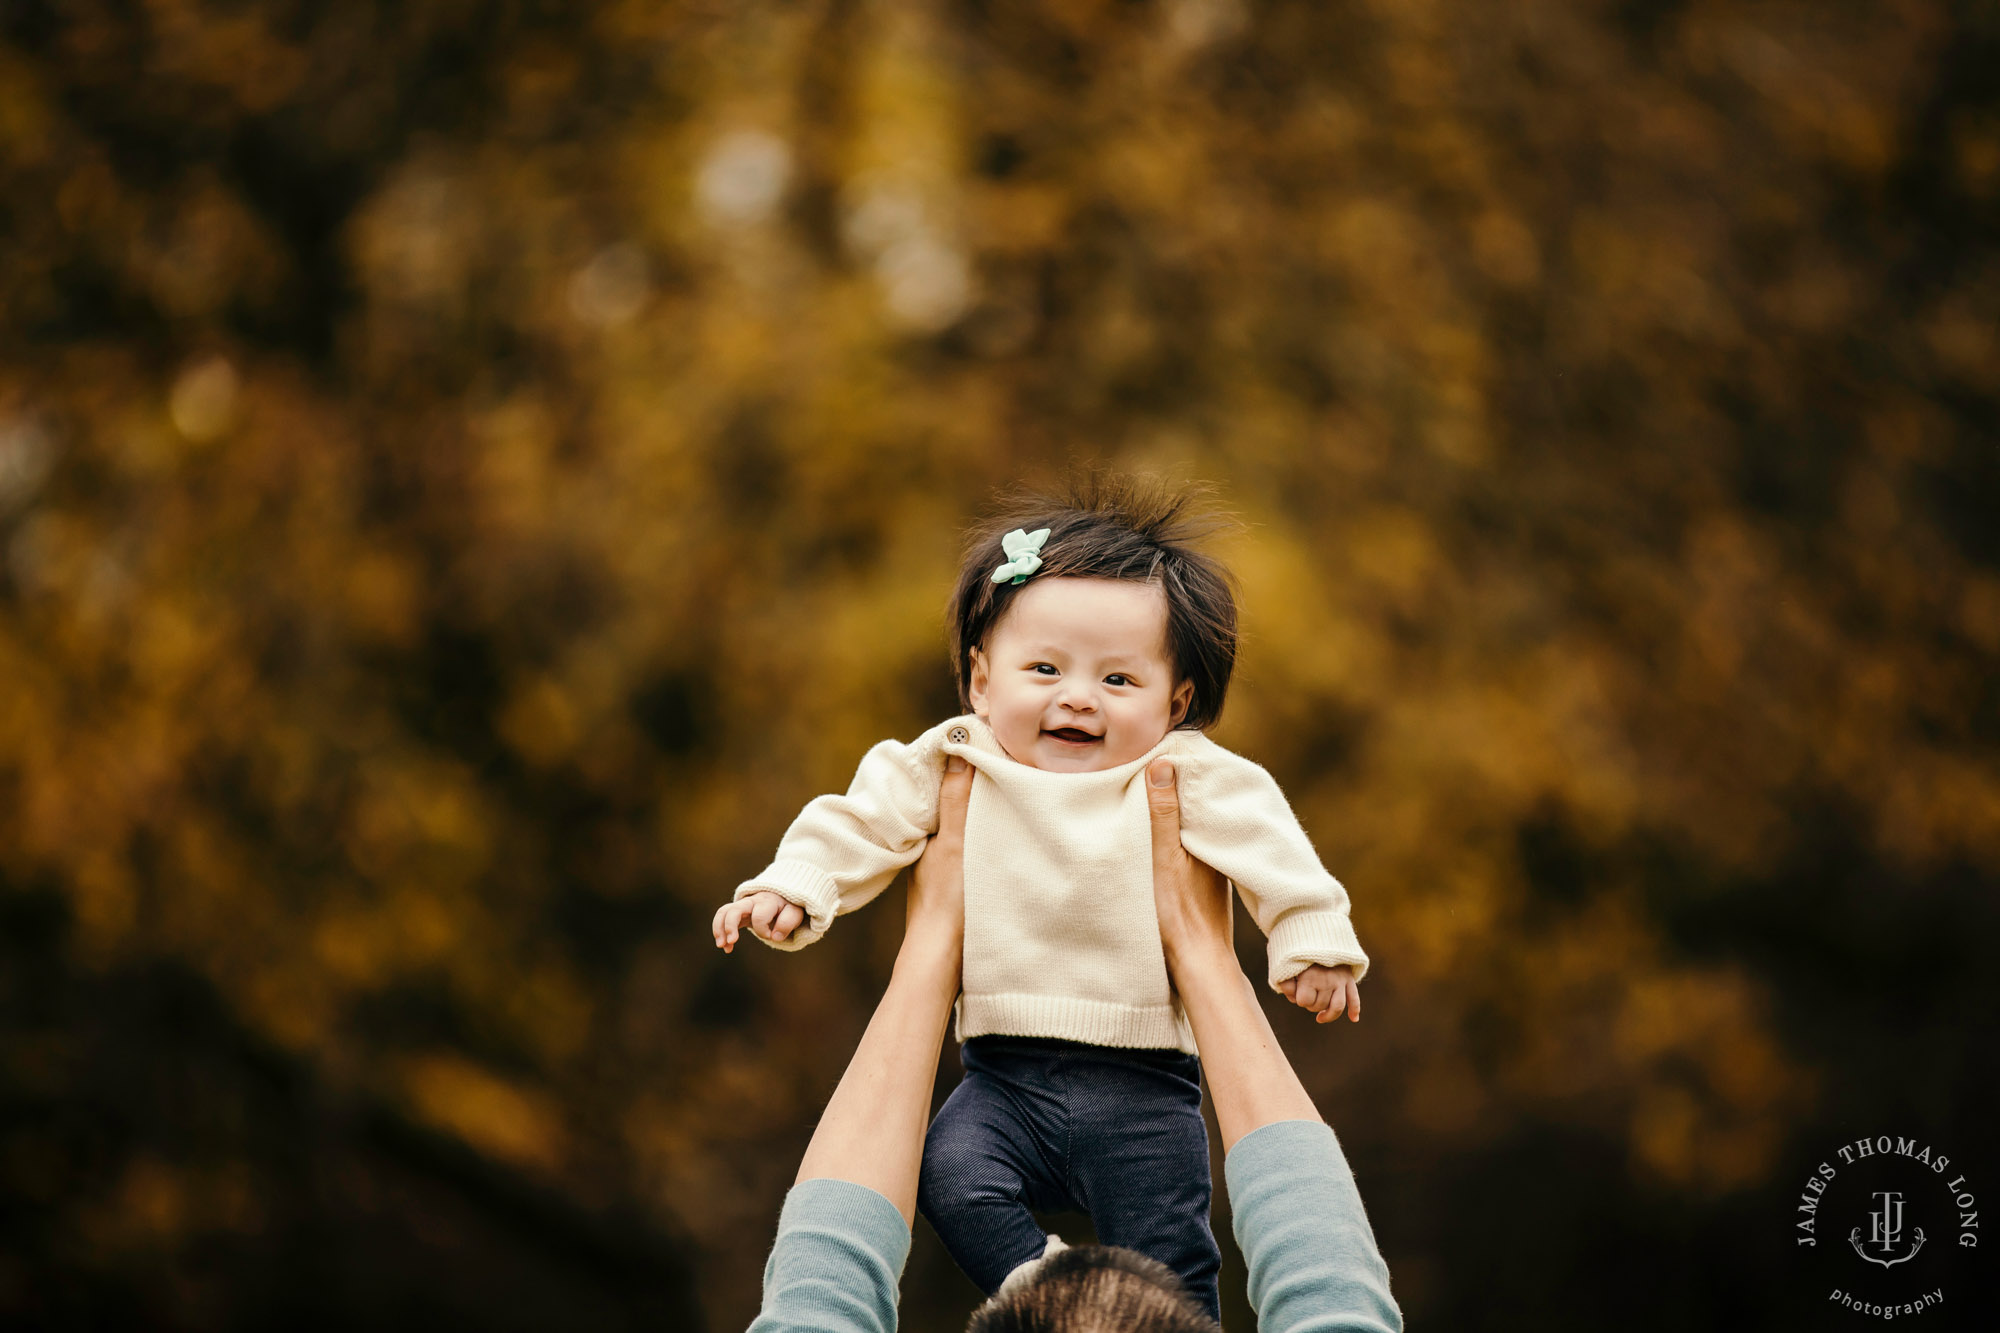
[400,1054,568,1175]
[1,4,1993,1327]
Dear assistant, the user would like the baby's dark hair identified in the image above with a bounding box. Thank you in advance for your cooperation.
[947,473,1239,732]
[964,1245,1221,1333]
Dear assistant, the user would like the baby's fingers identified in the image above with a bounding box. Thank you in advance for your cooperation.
[772,901,805,941]
[1315,979,1361,1024]
[713,902,747,953]
[1291,973,1327,1012]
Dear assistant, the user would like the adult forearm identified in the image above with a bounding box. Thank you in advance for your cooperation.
[1171,940,1322,1152]
[793,936,960,1224]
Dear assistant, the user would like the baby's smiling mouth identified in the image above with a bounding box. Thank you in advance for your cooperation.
[1044,727,1102,744]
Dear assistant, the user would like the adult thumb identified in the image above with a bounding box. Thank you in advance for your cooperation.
[1146,758,1180,842]
[929,751,970,841]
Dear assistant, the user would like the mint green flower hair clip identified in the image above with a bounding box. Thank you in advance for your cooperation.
[990,527,1051,585]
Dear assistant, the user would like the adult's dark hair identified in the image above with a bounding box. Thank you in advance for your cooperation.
[947,473,1240,731]
[964,1245,1222,1333]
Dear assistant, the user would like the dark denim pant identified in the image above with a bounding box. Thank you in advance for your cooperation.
[917,1035,1221,1322]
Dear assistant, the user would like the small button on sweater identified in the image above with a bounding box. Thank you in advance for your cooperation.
[734,714,1369,1054]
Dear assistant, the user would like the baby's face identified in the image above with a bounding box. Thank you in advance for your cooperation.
[968,576,1194,773]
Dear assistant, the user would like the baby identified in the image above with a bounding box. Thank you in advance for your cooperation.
[712,478,1368,1321]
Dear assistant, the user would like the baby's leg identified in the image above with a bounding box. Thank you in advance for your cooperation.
[1064,1047,1221,1322]
[918,1039,1070,1295]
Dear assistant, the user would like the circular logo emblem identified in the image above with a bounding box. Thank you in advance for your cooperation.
[1792,1133,1979,1323]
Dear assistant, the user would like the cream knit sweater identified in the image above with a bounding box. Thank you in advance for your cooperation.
[733,713,1369,1054]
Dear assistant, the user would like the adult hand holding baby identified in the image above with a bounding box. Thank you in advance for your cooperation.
[1146,757,1361,1024]
[901,754,970,965]
[789,752,971,1221]
[1145,754,1329,1151]
[1146,756,1236,971]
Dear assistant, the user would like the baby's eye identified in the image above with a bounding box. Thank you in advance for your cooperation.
[1031,663,1058,676]
[1104,674,1131,687]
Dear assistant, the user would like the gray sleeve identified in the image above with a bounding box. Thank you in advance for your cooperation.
[747,1177,912,1333]
[1224,1119,1403,1333]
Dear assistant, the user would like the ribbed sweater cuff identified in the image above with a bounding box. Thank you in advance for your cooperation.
[736,859,841,951]
[1267,910,1371,987]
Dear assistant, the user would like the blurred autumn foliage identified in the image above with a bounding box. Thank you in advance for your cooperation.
[1,1,1996,1329]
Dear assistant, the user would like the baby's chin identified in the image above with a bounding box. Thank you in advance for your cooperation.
[1006,729,1160,773]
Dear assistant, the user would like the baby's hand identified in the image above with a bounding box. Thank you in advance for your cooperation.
[1280,963,1360,1025]
[712,891,806,952]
